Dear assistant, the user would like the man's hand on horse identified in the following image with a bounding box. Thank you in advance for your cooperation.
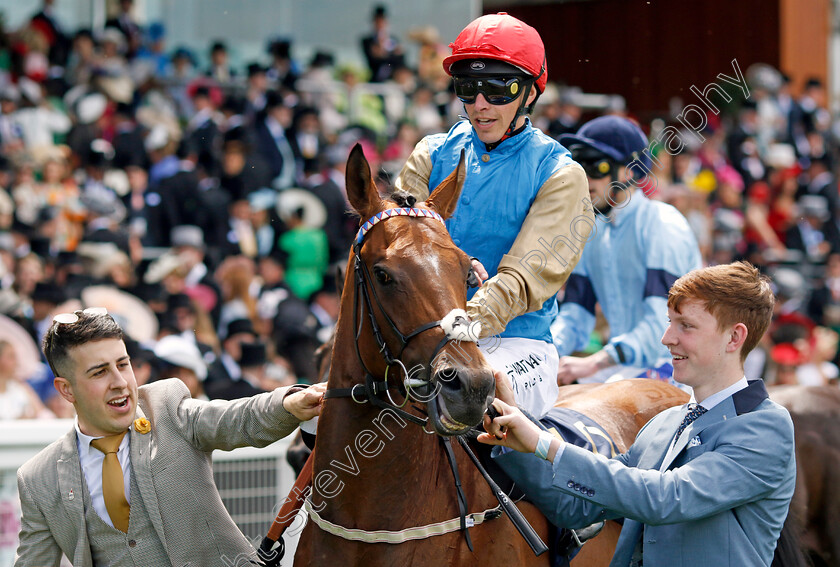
[477,399,542,454]
[556,350,615,385]
[470,258,488,286]
[283,382,327,422]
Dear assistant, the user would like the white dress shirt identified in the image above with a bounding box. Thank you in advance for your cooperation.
[75,418,132,529]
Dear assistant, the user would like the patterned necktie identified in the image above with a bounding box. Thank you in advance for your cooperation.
[91,430,130,532]
[675,403,707,441]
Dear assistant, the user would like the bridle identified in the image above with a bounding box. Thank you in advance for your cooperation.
[310,206,547,557]
[324,207,479,427]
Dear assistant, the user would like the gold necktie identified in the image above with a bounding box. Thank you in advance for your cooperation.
[91,431,130,532]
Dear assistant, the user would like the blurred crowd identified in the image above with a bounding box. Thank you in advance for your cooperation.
[0,0,839,421]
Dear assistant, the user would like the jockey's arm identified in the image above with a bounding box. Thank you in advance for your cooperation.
[396,140,592,338]
[466,163,591,337]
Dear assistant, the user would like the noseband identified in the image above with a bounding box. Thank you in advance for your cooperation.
[325,207,478,426]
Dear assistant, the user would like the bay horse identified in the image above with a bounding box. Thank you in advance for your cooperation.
[291,144,689,566]
[770,384,840,567]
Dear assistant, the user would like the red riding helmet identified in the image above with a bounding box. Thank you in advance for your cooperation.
[443,13,547,93]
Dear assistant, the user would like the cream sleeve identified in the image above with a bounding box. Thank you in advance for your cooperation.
[394,139,433,202]
[467,163,592,338]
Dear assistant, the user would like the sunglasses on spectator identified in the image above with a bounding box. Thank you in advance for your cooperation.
[453,77,525,105]
[53,307,109,325]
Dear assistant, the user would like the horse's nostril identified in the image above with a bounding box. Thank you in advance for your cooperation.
[436,367,463,391]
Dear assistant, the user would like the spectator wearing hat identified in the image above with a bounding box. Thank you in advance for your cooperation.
[66,29,98,86]
[170,225,223,321]
[153,334,209,399]
[105,0,142,59]
[245,62,268,118]
[255,90,297,190]
[205,40,236,84]
[797,154,838,220]
[145,125,179,189]
[184,85,222,178]
[0,87,25,157]
[266,38,299,92]
[65,93,108,166]
[552,116,701,390]
[95,27,135,104]
[277,202,328,302]
[360,4,404,83]
[238,341,271,392]
[289,106,327,178]
[13,82,71,163]
[134,22,170,78]
[164,291,220,354]
[30,280,68,340]
[123,161,175,248]
[785,194,840,263]
[304,152,356,265]
[808,253,840,330]
[206,317,264,400]
[111,102,148,171]
[219,135,272,209]
[28,0,71,67]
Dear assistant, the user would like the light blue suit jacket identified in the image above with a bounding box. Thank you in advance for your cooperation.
[494,380,796,567]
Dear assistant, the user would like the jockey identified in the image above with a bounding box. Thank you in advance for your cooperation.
[552,116,702,387]
[395,12,593,418]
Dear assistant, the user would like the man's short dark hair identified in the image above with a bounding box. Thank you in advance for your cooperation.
[43,311,125,379]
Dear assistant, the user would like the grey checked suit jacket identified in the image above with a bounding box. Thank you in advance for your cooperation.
[15,378,303,567]
[495,379,796,567]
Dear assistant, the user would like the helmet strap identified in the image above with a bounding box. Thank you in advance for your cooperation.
[498,78,536,145]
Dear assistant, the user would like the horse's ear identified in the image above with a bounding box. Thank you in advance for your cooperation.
[426,150,466,219]
[345,143,382,218]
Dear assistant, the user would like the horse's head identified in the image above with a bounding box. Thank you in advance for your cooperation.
[343,144,495,436]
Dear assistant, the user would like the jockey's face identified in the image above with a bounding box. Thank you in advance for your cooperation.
[463,84,537,145]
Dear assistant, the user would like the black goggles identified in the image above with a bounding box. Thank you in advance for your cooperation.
[571,146,615,180]
[453,77,525,105]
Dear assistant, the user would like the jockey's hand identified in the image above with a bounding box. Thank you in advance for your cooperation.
[470,258,488,286]
[283,382,327,421]
[477,399,541,454]
[493,369,516,406]
[556,351,615,385]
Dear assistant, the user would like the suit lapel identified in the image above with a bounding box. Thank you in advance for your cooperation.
[659,380,770,470]
[635,410,684,471]
[660,399,737,471]
[130,405,169,550]
[56,428,93,566]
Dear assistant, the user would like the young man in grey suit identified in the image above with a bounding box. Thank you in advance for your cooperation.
[15,308,325,566]
[479,261,795,567]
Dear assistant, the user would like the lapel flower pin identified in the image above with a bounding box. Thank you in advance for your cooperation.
[134,417,151,434]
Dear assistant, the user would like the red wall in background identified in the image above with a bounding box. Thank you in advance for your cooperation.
[489,0,780,119]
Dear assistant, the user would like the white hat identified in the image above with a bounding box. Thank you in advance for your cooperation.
[154,335,207,380]
[77,93,108,124]
[143,252,184,283]
[144,125,170,152]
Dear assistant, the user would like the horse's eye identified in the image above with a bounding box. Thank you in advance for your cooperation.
[374,267,392,285]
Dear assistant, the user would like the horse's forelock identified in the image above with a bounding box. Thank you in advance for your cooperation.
[388,190,417,208]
